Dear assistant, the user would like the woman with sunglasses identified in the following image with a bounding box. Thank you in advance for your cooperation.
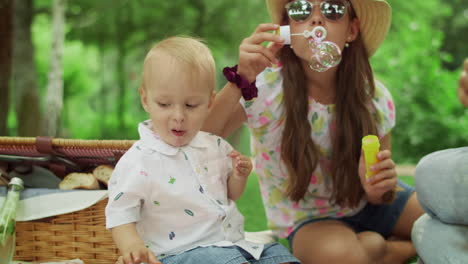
[203,0,424,263]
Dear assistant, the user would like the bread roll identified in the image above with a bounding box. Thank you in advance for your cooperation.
[59,173,100,190]
[92,165,114,185]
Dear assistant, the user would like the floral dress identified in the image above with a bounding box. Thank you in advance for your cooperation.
[240,65,396,238]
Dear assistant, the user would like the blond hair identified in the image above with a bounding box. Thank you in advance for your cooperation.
[141,36,216,92]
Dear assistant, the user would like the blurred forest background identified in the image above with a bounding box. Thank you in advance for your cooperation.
[0,0,467,164]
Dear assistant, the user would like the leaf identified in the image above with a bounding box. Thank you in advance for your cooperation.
[114,192,123,201]
[184,209,194,216]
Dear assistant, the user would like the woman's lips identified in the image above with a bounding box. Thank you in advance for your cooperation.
[172,129,186,136]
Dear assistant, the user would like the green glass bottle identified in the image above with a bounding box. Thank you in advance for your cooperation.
[0,177,24,264]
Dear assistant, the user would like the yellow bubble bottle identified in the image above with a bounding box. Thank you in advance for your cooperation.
[362,135,380,179]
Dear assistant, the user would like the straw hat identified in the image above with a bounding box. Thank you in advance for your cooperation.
[266,0,392,57]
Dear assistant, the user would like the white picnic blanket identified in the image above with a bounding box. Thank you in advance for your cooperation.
[0,188,107,221]
[12,259,83,264]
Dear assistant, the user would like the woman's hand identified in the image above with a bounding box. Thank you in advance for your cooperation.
[458,58,468,107]
[237,23,285,82]
[359,149,397,204]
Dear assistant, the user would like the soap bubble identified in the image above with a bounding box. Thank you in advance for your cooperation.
[307,26,342,72]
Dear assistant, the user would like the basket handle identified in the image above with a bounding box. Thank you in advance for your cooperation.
[36,136,56,155]
[35,136,68,177]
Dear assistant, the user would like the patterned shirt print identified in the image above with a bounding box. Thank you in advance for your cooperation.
[240,65,396,238]
[106,121,264,259]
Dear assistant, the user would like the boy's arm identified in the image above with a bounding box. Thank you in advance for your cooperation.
[227,151,252,201]
[112,223,145,253]
[112,223,160,264]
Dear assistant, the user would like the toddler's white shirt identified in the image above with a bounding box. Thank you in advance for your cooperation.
[105,121,264,259]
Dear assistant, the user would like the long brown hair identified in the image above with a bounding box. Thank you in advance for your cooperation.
[280,5,378,207]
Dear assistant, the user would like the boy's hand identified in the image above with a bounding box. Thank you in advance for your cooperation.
[458,58,468,107]
[358,149,397,204]
[116,246,160,264]
[229,150,253,179]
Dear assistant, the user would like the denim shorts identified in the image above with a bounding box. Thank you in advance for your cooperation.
[288,180,414,247]
[160,243,300,264]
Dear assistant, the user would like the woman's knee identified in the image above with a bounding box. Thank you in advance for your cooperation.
[292,222,375,264]
[357,231,386,261]
[298,240,372,264]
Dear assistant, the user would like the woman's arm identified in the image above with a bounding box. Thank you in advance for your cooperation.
[379,133,392,151]
[202,23,284,138]
[202,82,247,138]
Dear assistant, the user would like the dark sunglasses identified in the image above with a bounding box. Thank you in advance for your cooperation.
[285,0,349,22]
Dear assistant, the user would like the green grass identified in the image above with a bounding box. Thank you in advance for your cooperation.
[236,172,269,231]
[399,175,414,186]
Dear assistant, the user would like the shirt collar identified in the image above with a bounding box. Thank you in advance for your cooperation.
[138,120,207,156]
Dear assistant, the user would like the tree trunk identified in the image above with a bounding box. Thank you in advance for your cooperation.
[115,6,128,136]
[12,0,41,136]
[98,40,108,138]
[0,0,13,136]
[43,0,66,136]
[116,40,127,136]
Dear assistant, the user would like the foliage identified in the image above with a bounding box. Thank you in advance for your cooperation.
[373,0,467,163]
[439,0,468,70]
[6,0,468,163]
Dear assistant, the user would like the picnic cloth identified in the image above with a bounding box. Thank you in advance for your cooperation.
[0,187,107,221]
[12,259,84,264]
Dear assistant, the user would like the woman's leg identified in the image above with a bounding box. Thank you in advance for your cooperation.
[392,192,425,238]
[379,192,424,264]
[291,220,386,264]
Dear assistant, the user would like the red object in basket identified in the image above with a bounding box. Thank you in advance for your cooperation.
[0,136,135,177]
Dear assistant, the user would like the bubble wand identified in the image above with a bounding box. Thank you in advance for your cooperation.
[276,26,342,72]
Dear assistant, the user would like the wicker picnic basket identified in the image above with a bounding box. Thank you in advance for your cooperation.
[0,136,135,263]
